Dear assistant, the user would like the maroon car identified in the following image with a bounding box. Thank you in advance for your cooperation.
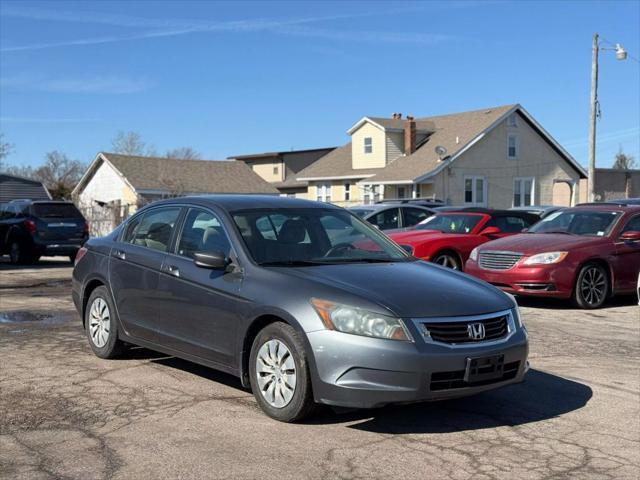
[465,204,640,308]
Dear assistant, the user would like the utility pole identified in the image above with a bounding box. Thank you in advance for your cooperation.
[588,33,599,202]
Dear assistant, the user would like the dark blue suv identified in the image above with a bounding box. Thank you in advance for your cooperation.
[0,200,89,264]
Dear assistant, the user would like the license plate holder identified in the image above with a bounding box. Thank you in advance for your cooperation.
[464,354,504,383]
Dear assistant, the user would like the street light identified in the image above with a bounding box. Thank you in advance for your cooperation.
[588,33,627,202]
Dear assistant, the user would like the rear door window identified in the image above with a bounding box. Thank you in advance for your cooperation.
[124,207,181,252]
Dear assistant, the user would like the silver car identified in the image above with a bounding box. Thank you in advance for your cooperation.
[73,196,529,422]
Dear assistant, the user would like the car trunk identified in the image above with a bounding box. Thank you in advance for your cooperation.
[31,203,86,241]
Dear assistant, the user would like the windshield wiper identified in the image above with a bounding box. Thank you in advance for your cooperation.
[258,260,331,267]
[323,257,399,263]
[541,230,575,235]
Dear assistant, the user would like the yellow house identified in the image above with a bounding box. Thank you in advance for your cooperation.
[296,105,587,208]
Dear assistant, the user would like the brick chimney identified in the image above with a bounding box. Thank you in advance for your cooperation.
[404,115,416,155]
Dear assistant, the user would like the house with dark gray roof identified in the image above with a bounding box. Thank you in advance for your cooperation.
[0,173,51,203]
[296,104,587,209]
[72,152,278,235]
[228,147,335,197]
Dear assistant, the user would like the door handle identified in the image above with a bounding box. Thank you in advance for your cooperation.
[166,265,180,277]
[113,249,126,260]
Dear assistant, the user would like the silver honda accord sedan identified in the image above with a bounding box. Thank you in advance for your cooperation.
[72,195,529,422]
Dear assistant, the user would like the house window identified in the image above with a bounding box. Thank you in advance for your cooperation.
[344,183,351,201]
[273,166,279,175]
[373,185,381,203]
[508,113,518,127]
[464,176,486,205]
[513,177,534,207]
[316,183,332,203]
[508,134,518,159]
[364,137,373,154]
[414,184,421,198]
[397,186,406,199]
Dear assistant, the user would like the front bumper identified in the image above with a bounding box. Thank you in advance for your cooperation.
[306,325,529,408]
[465,260,574,299]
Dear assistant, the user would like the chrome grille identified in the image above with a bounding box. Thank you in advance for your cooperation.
[479,251,522,270]
[422,314,509,344]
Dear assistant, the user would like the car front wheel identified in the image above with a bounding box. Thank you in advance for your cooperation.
[432,251,462,270]
[85,286,125,358]
[573,263,609,309]
[249,322,315,422]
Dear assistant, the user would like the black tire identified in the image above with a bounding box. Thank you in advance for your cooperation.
[85,286,126,359]
[432,251,462,271]
[249,322,315,422]
[9,241,30,265]
[573,263,609,309]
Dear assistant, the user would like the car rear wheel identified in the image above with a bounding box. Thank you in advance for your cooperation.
[573,263,609,309]
[432,251,462,270]
[85,286,125,358]
[249,322,315,422]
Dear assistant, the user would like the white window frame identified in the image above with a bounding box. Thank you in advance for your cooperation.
[464,176,486,206]
[364,137,373,154]
[507,134,519,159]
[513,177,535,207]
[508,113,518,127]
[316,183,332,203]
[344,183,351,201]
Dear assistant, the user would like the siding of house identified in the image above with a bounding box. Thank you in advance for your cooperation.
[308,181,363,207]
[432,116,581,208]
[385,132,403,164]
[247,159,284,182]
[351,122,387,169]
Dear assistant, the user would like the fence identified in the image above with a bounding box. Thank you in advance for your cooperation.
[77,200,135,237]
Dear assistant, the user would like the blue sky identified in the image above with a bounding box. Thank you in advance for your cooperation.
[1,0,639,168]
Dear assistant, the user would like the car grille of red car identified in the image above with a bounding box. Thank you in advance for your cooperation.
[479,251,523,270]
[422,314,509,344]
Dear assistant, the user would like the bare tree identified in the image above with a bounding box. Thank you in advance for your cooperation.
[613,147,636,170]
[111,131,156,156]
[165,147,201,160]
[0,133,15,170]
[31,151,86,199]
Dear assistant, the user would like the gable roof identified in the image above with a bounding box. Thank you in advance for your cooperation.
[73,153,279,197]
[347,116,436,134]
[0,173,51,202]
[298,104,586,185]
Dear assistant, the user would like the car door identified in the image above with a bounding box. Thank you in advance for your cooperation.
[612,214,640,292]
[156,207,243,366]
[401,207,433,228]
[367,207,400,230]
[108,205,183,342]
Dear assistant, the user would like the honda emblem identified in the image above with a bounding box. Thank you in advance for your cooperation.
[467,322,486,340]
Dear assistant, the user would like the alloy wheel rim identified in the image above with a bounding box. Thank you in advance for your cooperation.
[89,298,110,348]
[435,254,459,270]
[580,268,606,305]
[256,339,296,408]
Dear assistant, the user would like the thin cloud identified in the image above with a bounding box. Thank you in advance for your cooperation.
[1,6,458,52]
[0,117,101,123]
[1,74,153,94]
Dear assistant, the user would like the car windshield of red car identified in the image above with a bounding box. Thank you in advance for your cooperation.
[528,210,622,236]
[415,214,482,234]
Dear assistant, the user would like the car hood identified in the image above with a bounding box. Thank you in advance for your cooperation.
[477,233,606,253]
[387,229,469,245]
[279,261,513,318]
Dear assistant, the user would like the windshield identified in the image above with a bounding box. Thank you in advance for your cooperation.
[350,208,374,218]
[232,208,412,265]
[31,203,82,218]
[415,214,483,234]
[528,209,622,236]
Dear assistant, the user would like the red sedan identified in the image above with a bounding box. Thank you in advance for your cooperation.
[387,209,538,271]
[465,204,640,309]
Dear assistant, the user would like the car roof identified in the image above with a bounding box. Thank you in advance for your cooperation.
[571,203,640,213]
[142,194,339,212]
[349,203,433,212]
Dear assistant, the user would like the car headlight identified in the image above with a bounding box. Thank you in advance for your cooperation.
[523,251,568,265]
[469,247,479,262]
[310,298,413,341]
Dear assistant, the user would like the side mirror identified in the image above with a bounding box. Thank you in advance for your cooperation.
[620,231,640,242]
[480,226,501,236]
[193,250,229,269]
[400,244,414,254]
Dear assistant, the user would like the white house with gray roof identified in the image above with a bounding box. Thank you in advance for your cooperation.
[296,104,587,209]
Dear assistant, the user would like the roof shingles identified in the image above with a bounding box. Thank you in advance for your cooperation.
[102,153,279,194]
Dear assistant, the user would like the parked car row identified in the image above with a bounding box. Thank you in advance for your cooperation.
[351,202,639,309]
